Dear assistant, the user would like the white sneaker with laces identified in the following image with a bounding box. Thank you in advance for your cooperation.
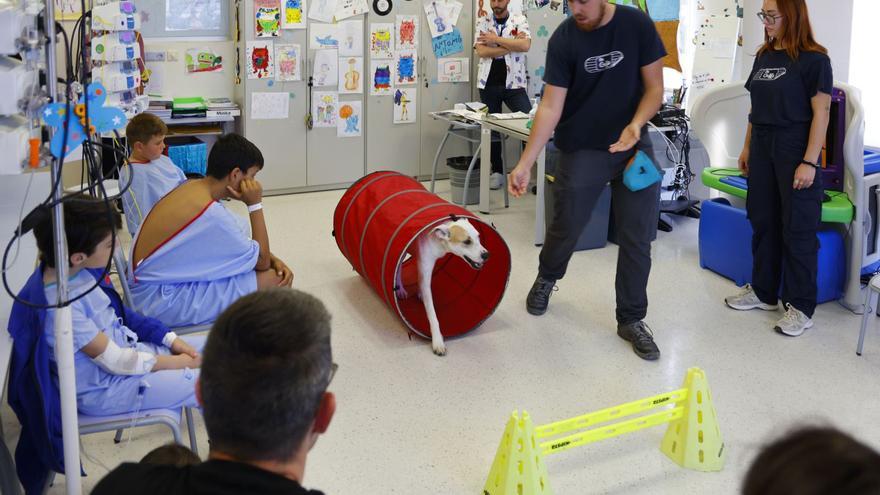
[724,284,779,311]
[774,303,814,337]
[489,172,504,190]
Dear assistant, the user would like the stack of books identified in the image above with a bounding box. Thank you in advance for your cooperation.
[147,94,172,119]
[205,97,241,118]
[171,97,207,119]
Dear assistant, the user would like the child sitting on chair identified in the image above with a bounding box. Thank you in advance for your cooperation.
[9,198,203,418]
[128,133,293,328]
[120,113,187,235]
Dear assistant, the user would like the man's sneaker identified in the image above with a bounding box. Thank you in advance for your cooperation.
[490,172,504,190]
[724,284,779,311]
[526,276,557,315]
[617,321,660,361]
[774,303,814,337]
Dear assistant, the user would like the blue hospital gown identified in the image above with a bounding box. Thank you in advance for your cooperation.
[119,155,187,235]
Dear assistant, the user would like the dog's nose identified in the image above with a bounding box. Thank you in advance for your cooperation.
[481,251,490,261]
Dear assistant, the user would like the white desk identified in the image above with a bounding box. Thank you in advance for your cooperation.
[479,118,546,245]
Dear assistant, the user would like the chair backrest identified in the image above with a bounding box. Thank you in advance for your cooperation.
[113,248,135,308]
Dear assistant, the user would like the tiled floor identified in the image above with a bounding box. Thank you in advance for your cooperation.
[3,181,878,494]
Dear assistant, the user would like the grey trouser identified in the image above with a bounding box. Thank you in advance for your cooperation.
[538,133,660,324]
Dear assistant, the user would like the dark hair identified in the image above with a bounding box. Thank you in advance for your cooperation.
[125,113,168,146]
[33,198,121,268]
[200,288,332,462]
[140,444,201,467]
[743,426,880,495]
[756,0,827,60]
[205,133,264,180]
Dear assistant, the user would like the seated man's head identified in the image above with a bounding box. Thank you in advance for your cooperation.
[33,198,122,271]
[126,113,168,161]
[206,133,264,191]
[198,288,335,472]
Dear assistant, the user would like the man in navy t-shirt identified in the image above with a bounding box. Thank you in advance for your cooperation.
[508,0,666,360]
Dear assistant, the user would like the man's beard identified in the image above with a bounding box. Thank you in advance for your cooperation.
[575,2,606,31]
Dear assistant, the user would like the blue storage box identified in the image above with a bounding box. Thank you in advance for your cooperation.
[165,136,207,176]
[699,198,845,303]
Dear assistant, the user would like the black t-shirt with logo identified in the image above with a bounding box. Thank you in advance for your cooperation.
[745,48,833,127]
[543,6,665,152]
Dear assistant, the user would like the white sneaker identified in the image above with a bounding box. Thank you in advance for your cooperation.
[489,172,504,190]
[774,303,814,336]
[724,284,779,311]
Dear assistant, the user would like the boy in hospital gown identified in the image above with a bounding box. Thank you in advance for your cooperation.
[128,133,293,327]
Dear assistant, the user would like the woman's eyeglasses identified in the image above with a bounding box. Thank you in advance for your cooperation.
[757,11,783,25]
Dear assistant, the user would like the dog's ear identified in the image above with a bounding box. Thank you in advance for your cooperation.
[432,225,451,241]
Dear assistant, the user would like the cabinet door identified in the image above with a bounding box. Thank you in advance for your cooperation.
[418,0,475,179]
[364,2,421,176]
[238,1,309,192]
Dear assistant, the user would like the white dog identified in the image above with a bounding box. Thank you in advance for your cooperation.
[395,217,490,356]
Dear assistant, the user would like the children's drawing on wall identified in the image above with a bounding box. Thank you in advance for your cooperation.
[310,22,341,49]
[313,49,339,87]
[308,0,337,23]
[424,0,451,38]
[255,0,281,37]
[393,88,416,124]
[338,20,364,56]
[370,23,394,59]
[395,15,418,50]
[335,0,369,20]
[186,48,223,73]
[437,57,468,82]
[275,43,302,81]
[339,56,363,94]
[247,40,275,79]
[337,100,362,137]
[282,0,307,29]
[395,50,417,85]
[54,0,82,20]
[522,0,549,11]
[369,60,393,95]
[313,91,339,127]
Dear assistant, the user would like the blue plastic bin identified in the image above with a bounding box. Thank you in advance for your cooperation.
[166,136,207,176]
[699,198,845,303]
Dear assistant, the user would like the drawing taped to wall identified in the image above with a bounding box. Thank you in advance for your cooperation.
[310,22,341,49]
[337,100,362,137]
[282,0,307,28]
[308,0,337,23]
[339,56,363,94]
[338,19,364,56]
[186,48,223,73]
[247,40,275,79]
[313,49,339,87]
[255,0,281,37]
[393,88,416,124]
[369,60,393,95]
[370,23,395,59]
[275,43,302,81]
[313,91,339,127]
[396,15,418,50]
[437,57,468,82]
[395,49,417,85]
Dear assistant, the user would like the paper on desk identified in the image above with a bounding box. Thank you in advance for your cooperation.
[251,92,290,119]
[486,111,529,119]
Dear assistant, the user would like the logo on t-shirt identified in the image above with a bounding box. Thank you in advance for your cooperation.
[584,51,624,74]
[753,68,787,82]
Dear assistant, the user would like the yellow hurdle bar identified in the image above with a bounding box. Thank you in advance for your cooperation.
[540,406,685,456]
[535,388,688,440]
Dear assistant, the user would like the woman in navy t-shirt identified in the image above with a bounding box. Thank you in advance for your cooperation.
[724,0,833,337]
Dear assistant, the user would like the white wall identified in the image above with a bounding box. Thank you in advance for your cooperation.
[851,0,879,146]
[740,0,852,82]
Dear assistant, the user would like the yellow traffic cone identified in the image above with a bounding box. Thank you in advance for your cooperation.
[660,367,725,472]
[483,411,553,495]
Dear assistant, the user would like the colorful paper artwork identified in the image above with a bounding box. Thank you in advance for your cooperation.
[282,0,306,28]
[255,0,281,37]
[313,49,339,87]
[395,49,417,85]
[396,15,418,50]
[370,23,394,59]
[310,22,341,49]
[274,43,302,81]
[437,57,468,82]
[186,48,223,73]
[338,20,364,56]
[337,100,362,137]
[313,91,339,127]
[431,27,463,57]
[338,56,363,94]
[369,60,393,95]
[392,88,416,124]
[423,0,451,38]
[247,40,275,79]
[335,0,369,20]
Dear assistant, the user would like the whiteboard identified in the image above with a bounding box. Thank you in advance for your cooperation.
[688,12,740,106]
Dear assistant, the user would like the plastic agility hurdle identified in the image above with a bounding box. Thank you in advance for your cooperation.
[483,368,723,494]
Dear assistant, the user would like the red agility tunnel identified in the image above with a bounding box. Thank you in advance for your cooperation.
[333,171,511,339]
